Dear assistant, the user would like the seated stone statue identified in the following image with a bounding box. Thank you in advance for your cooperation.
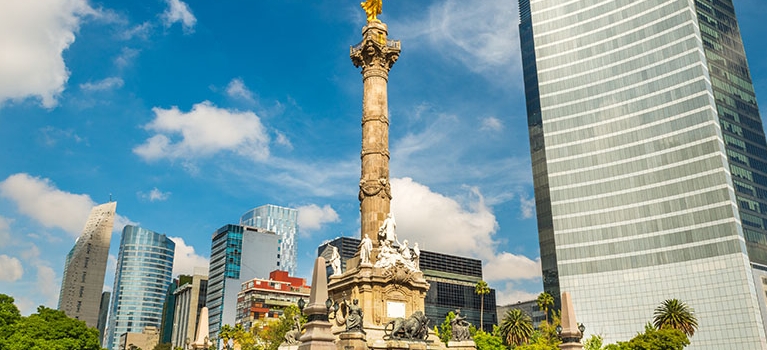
[450,309,471,342]
[345,299,365,333]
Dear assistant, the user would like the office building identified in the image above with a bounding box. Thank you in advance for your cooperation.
[519,0,767,347]
[207,224,279,343]
[58,202,116,328]
[318,237,497,331]
[235,270,310,331]
[97,292,110,346]
[106,225,175,350]
[171,269,209,349]
[240,204,298,275]
[118,326,160,350]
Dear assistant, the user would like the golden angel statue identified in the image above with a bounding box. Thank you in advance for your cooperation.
[361,0,382,22]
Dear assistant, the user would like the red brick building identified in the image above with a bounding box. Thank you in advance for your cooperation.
[235,270,310,330]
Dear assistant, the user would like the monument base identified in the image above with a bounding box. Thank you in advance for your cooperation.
[278,345,300,350]
[338,331,368,350]
[446,340,476,349]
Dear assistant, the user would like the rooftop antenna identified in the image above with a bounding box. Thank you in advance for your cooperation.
[109,193,113,202]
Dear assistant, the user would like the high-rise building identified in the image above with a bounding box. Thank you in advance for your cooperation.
[318,237,497,331]
[235,270,310,331]
[240,204,298,275]
[106,225,175,350]
[519,0,767,348]
[171,269,208,349]
[97,291,111,346]
[206,224,279,343]
[58,202,116,328]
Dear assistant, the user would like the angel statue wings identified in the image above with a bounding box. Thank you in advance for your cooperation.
[361,0,383,22]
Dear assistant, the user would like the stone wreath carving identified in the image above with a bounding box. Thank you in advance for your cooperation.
[359,177,392,200]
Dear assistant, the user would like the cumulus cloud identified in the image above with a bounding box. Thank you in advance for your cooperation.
[134,101,272,162]
[0,0,95,108]
[138,187,171,202]
[392,0,520,74]
[390,177,541,301]
[120,21,152,40]
[104,254,117,292]
[80,77,124,91]
[226,78,255,103]
[297,204,340,235]
[36,264,59,305]
[162,0,196,32]
[114,47,140,68]
[0,173,133,237]
[169,237,209,277]
[0,255,23,282]
[495,281,541,306]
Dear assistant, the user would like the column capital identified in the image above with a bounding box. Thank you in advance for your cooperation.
[350,22,400,72]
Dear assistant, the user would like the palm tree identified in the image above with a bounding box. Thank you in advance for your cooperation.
[653,299,698,337]
[500,308,534,346]
[537,292,554,323]
[475,280,490,331]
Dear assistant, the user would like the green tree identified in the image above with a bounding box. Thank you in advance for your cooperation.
[516,312,561,350]
[583,334,604,350]
[219,324,235,350]
[499,309,534,347]
[256,304,305,350]
[473,327,506,350]
[475,280,491,331]
[652,299,698,337]
[605,324,689,350]
[536,292,554,323]
[0,305,102,350]
[438,311,456,345]
[0,294,21,329]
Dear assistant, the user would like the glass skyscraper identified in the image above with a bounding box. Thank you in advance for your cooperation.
[239,204,298,275]
[106,225,175,350]
[206,224,278,344]
[519,0,767,348]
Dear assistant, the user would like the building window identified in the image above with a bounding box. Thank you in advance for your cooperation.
[81,272,87,283]
[79,286,84,297]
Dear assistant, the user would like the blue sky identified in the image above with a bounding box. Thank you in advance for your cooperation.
[0,0,765,315]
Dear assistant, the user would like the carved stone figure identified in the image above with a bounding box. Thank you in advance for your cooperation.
[399,239,411,260]
[412,242,420,270]
[284,314,302,344]
[378,213,397,248]
[450,309,471,341]
[360,0,383,22]
[329,246,342,276]
[345,299,365,333]
[384,311,430,340]
[359,234,373,265]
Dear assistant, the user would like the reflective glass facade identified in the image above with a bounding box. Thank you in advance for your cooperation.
[206,224,278,344]
[519,0,767,348]
[240,204,298,275]
[106,225,175,350]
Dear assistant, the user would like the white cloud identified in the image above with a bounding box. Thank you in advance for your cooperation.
[36,264,59,306]
[481,117,503,132]
[169,237,209,277]
[0,0,95,108]
[0,255,23,282]
[120,21,152,40]
[297,204,340,235]
[0,173,133,237]
[390,177,498,259]
[483,252,541,281]
[104,254,117,292]
[519,194,535,219]
[134,101,272,162]
[162,0,196,33]
[139,187,171,202]
[274,131,293,149]
[495,281,541,306]
[392,0,520,75]
[39,126,86,147]
[226,78,255,103]
[114,47,140,68]
[389,177,542,304]
[0,216,11,247]
[80,77,124,91]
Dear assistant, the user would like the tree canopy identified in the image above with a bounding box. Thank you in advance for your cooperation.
[605,324,689,350]
[0,298,103,350]
[499,308,534,346]
[652,299,698,337]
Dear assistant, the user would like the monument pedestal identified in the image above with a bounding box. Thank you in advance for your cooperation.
[338,332,368,350]
[446,340,476,349]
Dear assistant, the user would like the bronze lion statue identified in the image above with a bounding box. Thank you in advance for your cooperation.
[383,311,430,340]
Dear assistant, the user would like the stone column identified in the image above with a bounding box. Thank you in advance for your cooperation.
[558,292,584,350]
[351,21,400,248]
[298,257,336,350]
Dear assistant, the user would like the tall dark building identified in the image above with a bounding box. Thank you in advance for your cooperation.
[519,0,767,347]
[318,237,497,331]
